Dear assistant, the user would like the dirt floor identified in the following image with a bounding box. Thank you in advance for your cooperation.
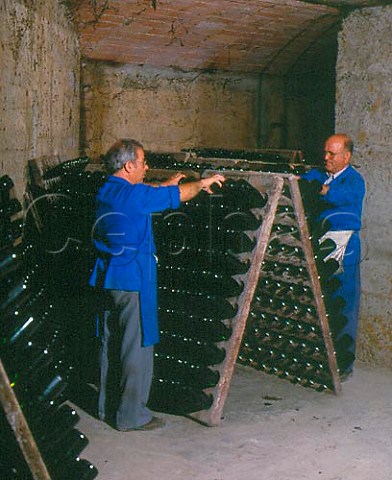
[74,362,392,480]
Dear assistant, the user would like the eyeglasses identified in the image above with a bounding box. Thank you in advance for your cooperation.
[324,150,345,158]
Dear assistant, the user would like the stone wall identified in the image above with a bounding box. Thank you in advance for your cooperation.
[0,0,80,198]
[81,62,259,159]
[336,6,392,368]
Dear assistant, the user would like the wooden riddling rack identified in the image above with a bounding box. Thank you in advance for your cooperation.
[16,152,342,432]
[147,155,342,427]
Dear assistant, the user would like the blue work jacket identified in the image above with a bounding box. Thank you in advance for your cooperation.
[301,165,365,231]
[89,176,180,346]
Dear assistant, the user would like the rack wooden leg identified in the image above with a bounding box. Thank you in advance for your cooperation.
[0,357,51,480]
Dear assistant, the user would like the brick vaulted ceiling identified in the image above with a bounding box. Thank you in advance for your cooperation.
[70,0,387,74]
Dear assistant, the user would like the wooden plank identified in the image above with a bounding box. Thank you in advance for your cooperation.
[0,357,52,480]
[288,175,341,394]
[189,175,284,426]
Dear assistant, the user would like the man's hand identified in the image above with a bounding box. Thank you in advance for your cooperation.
[179,174,225,202]
[200,174,226,194]
[161,173,187,186]
[320,184,330,195]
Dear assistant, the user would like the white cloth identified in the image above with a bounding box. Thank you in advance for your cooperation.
[319,230,354,273]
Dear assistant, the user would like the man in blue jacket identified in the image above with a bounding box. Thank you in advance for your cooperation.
[300,133,366,379]
[89,139,225,431]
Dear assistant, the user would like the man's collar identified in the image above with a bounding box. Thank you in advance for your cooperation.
[327,165,349,179]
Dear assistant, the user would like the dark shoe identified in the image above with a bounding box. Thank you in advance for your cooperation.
[117,416,166,432]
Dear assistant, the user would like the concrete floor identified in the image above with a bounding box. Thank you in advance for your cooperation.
[74,363,392,480]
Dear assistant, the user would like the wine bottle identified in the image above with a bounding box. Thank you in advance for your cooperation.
[324,295,346,317]
[223,229,256,254]
[158,265,244,297]
[317,258,339,279]
[0,261,26,291]
[320,275,341,294]
[258,278,312,301]
[296,377,330,392]
[159,243,251,275]
[218,251,251,275]
[33,404,80,448]
[247,310,282,335]
[159,287,238,319]
[294,321,321,340]
[55,458,98,480]
[153,354,220,388]
[158,309,232,342]
[0,282,44,321]
[0,244,25,280]
[3,338,52,385]
[24,392,68,427]
[238,349,257,370]
[257,276,281,291]
[42,156,90,180]
[299,303,317,318]
[336,351,355,374]
[8,342,63,392]
[302,357,329,375]
[0,218,24,244]
[149,380,214,414]
[43,428,89,474]
[286,283,313,300]
[301,341,326,359]
[261,259,308,278]
[302,367,333,390]
[314,238,336,262]
[13,372,69,427]
[267,239,305,259]
[0,277,29,311]
[334,333,354,353]
[257,347,291,368]
[298,178,323,197]
[275,204,295,217]
[272,223,299,239]
[309,219,332,241]
[0,421,32,479]
[253,293,284,311]
[327,313,348,337]
[0,174,14,202]
[1,301,53,355]
[221,209,262,231]
[212,178,267,210]
[158,331,226,366]
[0,198,22,219]
[299,179,327,223]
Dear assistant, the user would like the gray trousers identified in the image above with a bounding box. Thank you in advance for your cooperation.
[98,290,154,430]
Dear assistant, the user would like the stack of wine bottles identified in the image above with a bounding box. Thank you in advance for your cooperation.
[0,173,98,479]
[182,147,301,164]
[149,178,267,414]
[146,149,306,175]
[32,162,106,258]
[146,151,215,173]
[238,193,330,391]
[27,159,108,402]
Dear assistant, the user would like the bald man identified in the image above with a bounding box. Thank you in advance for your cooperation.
[300,134,366,379]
